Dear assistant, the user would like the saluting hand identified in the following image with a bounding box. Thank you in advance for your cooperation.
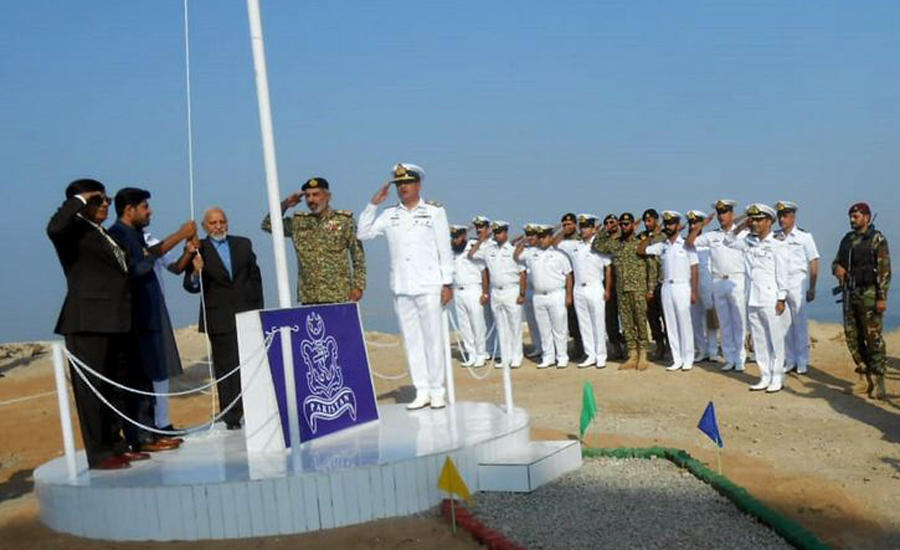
[371,182,391,205]
[282,192,302,210]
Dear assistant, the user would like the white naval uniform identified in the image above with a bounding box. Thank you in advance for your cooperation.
[776,227,819,372]
[693,227,750,368]
[452,240,487,362]
[691,239,719,359]
[473,241,525,367]
[357,199,453,401]
[521,247,572,364]
[519,247,542,356]
[724,231,790,389]
[558,237,610,364]
[645,236,699,369]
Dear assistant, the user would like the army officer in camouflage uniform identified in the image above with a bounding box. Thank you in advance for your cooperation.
[593,212,655,371]
[262,177,366,304]
[832,202,891,400]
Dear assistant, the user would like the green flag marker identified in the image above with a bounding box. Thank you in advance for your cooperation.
[579,381,597,439]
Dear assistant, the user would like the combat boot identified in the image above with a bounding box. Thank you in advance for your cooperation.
[844,372,873,395]
[619,351,637,370]
[871,374,887,400]
[636,349,649,371]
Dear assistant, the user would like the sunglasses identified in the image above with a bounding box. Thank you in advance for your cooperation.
[619,221,633,226]
[716,208,732,214]
[88,195,112,206]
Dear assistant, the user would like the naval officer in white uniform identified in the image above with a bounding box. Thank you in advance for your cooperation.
[557,214,612,368]
[686,199,749,371]
[517,224,544,359]
[450,224,488,367]
[640,211,699,371]
[516,224,574,368]
[685,210,720,362]
[724,204,791,393]
[469,220,526,369]
[357,163,454,409]
[775,201,820,374]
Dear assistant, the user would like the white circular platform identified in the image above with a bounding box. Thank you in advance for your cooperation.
[35,402,529,541]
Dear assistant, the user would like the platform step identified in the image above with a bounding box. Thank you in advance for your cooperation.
[477,440,582,493]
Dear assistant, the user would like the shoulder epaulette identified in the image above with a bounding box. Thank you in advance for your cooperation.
[294,211,312,217]
[425,200,443,208]
[333,209,354,217]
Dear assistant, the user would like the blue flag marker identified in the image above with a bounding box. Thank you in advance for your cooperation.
[698,401,724,448]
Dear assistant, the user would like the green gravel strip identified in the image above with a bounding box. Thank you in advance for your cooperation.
[583,447,832,550]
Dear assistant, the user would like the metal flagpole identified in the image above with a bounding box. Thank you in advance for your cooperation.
[246,0,301,467]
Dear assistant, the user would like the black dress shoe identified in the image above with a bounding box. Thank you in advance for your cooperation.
[226,421,242,430]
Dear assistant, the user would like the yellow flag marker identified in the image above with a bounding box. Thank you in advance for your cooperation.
[437,456,471,535]
[437,456,471,501]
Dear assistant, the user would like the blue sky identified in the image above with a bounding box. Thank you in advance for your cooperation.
[2,0,898,342]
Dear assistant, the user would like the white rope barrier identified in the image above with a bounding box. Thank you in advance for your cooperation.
[364,339,400,349]
[446,312,493,381]
[66,334,274,437]
[63,332,274,398]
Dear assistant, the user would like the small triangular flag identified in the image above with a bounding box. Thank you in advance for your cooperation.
[698,401,724,448]
[437,456,471,502]
[579,381,597,439]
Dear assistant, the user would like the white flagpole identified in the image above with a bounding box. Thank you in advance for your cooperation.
[246,0,291,309]
[246,0,302,462]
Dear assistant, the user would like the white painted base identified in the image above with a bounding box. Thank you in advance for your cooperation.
[35,402,530,541]
[477,440,583,493]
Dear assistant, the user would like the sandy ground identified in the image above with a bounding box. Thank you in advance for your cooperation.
[0,321,898,549]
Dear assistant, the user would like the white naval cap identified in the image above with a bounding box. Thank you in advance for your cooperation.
[661,210,684,223]
[776,200,798,213]
[686,210,706,222]
[391,163,425,184]
[577,213,598,225]
[449,224,467,231]
[713,199,737,211]
[746,203,777,219]
[472,215,491,227]
[491,220,510,230]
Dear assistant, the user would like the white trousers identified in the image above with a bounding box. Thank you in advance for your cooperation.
[662,281,694,367]
[152,379,170,428]
[533,289,569,362]
[713,277,747,366]
[453,286,487,359]
[490,287,523,366]
[574,285,607,362]
[691,277,718,357]
[394,292,446,399]
[523,292,542,353]
[747,304,786,386]
[483,302,498,357]
[783,279,810,368]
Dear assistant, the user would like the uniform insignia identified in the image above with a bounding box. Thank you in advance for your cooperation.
[425,200,443,207]
[334,210,353,217]
[395,164,407,178]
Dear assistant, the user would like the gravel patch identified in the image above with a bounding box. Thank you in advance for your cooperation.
[472,457,793,550]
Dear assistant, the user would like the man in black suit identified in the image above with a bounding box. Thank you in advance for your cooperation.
[47,179,148,469]
[184,207,264,429]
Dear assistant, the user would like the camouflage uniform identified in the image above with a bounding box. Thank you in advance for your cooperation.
[262,208,366,304]
[832,226,891,375]
[593,233,654,352]
[640,229,669,352]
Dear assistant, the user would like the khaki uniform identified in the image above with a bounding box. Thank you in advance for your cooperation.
[593,233,654,352]
[262,208,366,304]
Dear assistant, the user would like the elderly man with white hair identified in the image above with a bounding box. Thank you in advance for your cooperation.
[357,163,454,409]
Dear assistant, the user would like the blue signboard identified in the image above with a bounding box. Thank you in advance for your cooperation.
[260,303,379,446]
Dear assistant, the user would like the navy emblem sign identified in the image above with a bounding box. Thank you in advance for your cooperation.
[260,303,379,446]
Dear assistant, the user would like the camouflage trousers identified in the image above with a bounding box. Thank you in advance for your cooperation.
[618,290,650,352]
[843,286,886,375]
